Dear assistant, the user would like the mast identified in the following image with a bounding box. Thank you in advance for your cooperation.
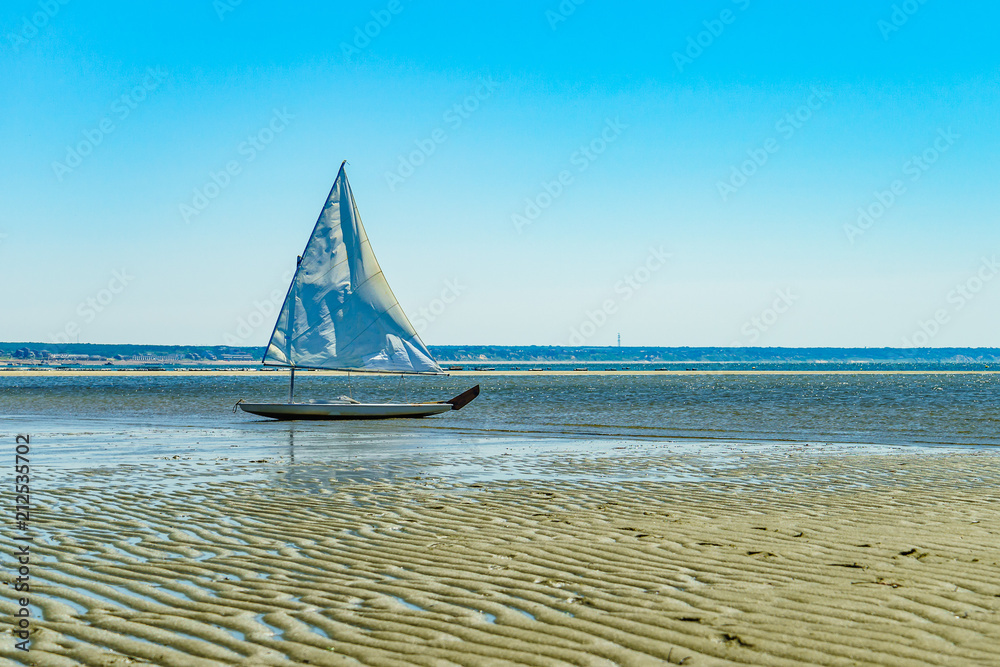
[287,253,301,404]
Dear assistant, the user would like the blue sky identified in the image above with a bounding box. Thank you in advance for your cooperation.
[2,0,998,347]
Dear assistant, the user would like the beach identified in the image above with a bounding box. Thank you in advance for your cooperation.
[2,440,999,666]
[2,373,1000,665]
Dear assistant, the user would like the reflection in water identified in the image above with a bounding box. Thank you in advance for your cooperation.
[4,372,1000,485]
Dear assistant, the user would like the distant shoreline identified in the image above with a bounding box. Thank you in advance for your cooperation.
[4,342,1000,366]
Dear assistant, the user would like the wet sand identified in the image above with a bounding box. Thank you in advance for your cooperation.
[2,443,999,665]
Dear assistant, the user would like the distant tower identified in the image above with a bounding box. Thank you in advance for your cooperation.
[617,333,621,348]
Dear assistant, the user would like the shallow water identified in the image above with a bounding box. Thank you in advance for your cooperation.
[2,371,998,492]
[3,372,1000,448]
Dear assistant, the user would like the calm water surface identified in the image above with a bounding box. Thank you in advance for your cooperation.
[3,373,999,447]
[1,371,998,492]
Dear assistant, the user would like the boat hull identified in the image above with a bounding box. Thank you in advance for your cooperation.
[238,401,453,420]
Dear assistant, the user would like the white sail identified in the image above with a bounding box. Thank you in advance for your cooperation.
[263,162,442,374]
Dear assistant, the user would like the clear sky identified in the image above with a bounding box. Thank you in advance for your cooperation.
[2,0,998,348]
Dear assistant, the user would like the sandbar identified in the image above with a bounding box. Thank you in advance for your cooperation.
[1,443,998,665]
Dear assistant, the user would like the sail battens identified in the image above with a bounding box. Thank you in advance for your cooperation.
[261,360,442,375]
[262,162,442,375]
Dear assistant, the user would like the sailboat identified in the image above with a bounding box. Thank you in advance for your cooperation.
[236,162,479,420]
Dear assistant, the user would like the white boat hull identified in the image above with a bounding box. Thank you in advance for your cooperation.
[236,385,479,421]
[238,401,453,420]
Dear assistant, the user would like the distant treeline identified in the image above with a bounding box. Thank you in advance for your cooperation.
[3,343,1000,363]
[430,346,1000,362]
[0,343,255,360]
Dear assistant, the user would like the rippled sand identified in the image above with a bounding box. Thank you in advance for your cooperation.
[2,445,999,666]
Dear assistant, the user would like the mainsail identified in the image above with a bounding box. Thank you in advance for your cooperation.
[263,162,442,374]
